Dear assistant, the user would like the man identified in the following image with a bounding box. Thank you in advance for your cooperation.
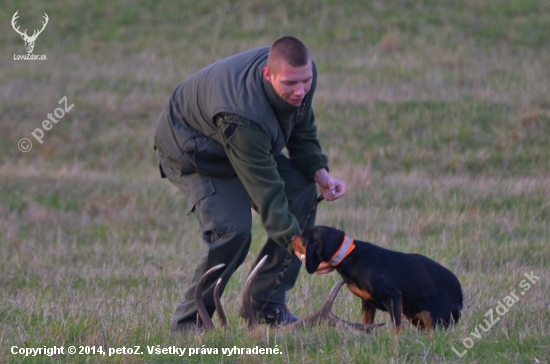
[154,36,345,333]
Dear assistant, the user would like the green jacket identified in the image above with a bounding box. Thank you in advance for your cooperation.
[154,46,328,252]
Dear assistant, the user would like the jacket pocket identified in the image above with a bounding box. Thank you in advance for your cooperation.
[157,157,183,180]
[185,137,236,178]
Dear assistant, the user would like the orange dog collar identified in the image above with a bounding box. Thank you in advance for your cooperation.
[329,235,355,266]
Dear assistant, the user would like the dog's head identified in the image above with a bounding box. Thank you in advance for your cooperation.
[292,226,346,274]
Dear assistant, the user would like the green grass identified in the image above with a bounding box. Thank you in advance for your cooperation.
[2,0,549,363]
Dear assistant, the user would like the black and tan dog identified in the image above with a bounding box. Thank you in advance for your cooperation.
[292,226,463,332]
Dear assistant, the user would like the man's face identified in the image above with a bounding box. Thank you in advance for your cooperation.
[264,61,313,106]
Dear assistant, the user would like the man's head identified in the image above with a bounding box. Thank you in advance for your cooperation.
[264,36,313,106]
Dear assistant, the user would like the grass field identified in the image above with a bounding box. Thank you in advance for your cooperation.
[1,0,549,363]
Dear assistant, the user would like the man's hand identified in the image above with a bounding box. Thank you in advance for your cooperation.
[313,168,346,201]
[295,251,335,274]
[296,168,344,274]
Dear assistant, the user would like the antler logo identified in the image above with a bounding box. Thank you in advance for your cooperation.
[11,10,49,54]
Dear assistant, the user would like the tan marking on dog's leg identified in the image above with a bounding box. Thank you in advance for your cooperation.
[418,310,434,329]
[361,300,376,334]
[404,313,420,328]
[361,300,376,324]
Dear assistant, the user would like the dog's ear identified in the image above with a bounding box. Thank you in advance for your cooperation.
[305,239,324,274]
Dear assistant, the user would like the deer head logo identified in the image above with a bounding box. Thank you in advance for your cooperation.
[11,11,49,54]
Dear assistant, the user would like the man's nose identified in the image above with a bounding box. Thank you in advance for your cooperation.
[294,83,306,96]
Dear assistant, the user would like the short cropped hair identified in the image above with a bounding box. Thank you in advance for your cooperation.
[267,36,311,72]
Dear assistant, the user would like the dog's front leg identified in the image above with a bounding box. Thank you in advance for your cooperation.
[382,294,403,333]
[361,299,377,334]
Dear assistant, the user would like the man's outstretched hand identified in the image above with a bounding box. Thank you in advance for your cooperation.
[313,168,346,202]
[302,168,345,274]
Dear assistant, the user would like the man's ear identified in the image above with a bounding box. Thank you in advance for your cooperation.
[305,240,323,274]
[263,66,273,82]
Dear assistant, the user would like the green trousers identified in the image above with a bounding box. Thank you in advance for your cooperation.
[158,153,318,330]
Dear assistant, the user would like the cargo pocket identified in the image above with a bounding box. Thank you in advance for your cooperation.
[158,158,183,181]
[186,180,215,215]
